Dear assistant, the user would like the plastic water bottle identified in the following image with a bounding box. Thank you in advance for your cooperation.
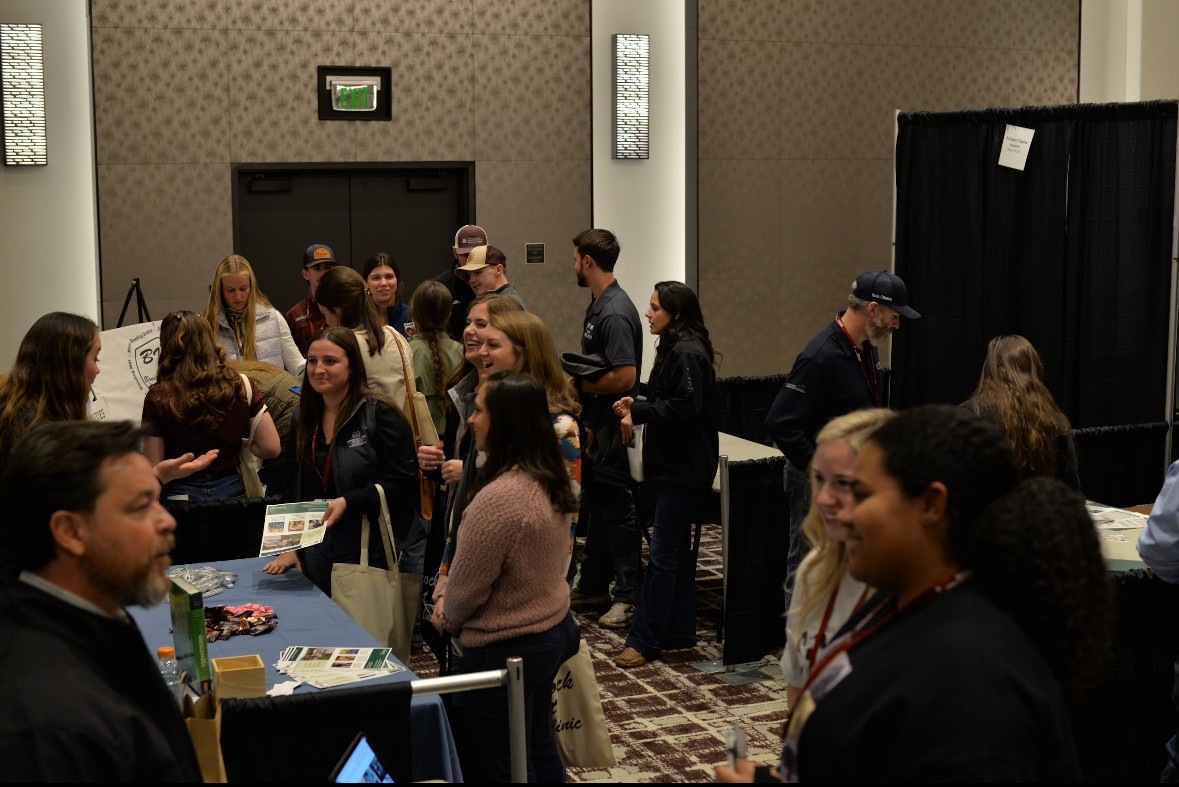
[157,645,183,705]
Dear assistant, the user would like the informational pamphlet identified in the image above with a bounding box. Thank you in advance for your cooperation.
[259,501,329,557]
[275,645,405,689]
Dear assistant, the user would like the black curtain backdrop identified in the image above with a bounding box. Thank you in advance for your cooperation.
[894,102,1176,505]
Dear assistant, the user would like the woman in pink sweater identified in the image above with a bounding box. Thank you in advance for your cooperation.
[433,371,580,782]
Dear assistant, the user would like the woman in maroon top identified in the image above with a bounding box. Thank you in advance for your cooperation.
[142,311,280,500]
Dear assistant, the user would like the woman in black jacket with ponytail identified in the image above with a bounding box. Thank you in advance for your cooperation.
[612,281,719,668]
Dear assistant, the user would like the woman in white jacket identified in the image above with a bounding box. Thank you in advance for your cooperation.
[203,254,305,377]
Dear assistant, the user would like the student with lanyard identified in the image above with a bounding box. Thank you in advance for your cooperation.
[261,328,417,596]
[719,404,1112,782]
[779,408,894,709]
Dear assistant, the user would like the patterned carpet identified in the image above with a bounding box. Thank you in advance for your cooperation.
[409,523,790,783]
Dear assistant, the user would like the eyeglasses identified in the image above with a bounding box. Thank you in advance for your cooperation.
[306,262,338,273]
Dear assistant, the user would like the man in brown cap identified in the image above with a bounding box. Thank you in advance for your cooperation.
[284,243,338,355]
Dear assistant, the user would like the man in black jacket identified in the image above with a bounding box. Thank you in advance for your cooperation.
[0,420,202,782]
[765,270,919,606]
[434,224,486,341]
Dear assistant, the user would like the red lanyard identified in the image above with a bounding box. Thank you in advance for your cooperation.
[835,315,879,406]
[790,572,970,726]
[805,580,871,672]
[311,429,332,492]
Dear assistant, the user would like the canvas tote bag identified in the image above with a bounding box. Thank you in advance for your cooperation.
[237,374,268,497]
[552,638,617,767]
[391,329,440,519]
[330,484,420,663]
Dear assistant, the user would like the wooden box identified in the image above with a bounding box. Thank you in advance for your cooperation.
[211,654,266,700]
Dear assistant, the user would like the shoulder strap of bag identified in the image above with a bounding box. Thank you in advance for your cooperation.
[390,328,424,447]
[361,483,398,569]
[239,374,266,442]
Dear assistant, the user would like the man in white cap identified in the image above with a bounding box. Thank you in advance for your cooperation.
[456,245,525,307]
[433,225,486,341]
[765,269,921,608]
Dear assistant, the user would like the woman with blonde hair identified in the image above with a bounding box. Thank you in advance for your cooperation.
[782,407,894,708]
[142,311,281,500]
[203,254,305,377]
[963,334,1080,491]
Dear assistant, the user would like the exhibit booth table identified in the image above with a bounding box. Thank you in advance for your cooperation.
[130,556,463,783]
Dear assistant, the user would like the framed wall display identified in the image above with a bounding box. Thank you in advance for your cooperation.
[317,66,392,121]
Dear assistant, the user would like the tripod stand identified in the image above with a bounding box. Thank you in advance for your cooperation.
[116,277,152,327]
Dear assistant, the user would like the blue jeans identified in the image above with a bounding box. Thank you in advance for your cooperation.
[451,612,580,782]
[577,478,642,603]
[162,471,245,501]
[782,464,812,611]
[626,484,705,658]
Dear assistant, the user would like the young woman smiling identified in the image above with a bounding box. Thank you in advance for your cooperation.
[719,404,1112,782]
[363,252,414,337]
[262,328,417,595]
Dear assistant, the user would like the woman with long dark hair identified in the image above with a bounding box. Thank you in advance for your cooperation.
[963,334,1080,491]
[262,328,417,595]
[363,252,414,337]
[142,312,280,500]
[612,281,719,667]
[203,254,305,376]
[0,312,218,488]
[0,312,100,471]
[433,371,579,782]
[719,404,1111,782]
[314,265,416,413]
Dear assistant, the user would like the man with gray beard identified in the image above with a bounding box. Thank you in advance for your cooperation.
[0,420,201,781]
[765,270,920,609]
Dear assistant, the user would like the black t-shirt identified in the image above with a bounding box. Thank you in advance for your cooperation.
[790,582,1080,782]
[579,280,642,475]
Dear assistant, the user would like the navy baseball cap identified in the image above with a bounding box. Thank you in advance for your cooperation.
[852,270,920,319]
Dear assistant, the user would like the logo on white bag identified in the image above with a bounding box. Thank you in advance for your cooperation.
[347,431,367,448]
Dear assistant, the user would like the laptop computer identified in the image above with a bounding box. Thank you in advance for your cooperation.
[329,732,396,783]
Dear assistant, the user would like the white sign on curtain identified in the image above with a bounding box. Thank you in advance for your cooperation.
[998,124,1035,171]
[88,321,161,424]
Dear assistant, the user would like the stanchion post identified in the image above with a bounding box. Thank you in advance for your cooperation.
[506,656,526,783]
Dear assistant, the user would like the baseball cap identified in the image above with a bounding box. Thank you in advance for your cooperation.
[303,243,336,269]
[852,270,921,319]
[454,225,488,255]
[457,245,490,272]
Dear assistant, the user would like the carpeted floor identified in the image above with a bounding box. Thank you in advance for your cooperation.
[410,522,790,783]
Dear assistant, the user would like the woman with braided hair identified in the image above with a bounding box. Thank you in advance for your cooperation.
[408,280,463,440]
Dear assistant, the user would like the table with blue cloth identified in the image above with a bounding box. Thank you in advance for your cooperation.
[130,556,462,783]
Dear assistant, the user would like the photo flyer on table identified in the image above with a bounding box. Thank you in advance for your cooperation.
[276,645,406,689]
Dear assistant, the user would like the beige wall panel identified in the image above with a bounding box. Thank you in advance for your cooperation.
[474,0,589,36]
[700,275,784,377]
[91,0,227,29]
[352,33,476,162]
[355,0,474,33]
[698,159,780,281]
[699,0,784,41]
[777,42,862,161]
[524,283,594,359]
[778,159,861,267]
[856,158,896,268]
[474,158,591,290]
[92,27,231,165]
[698,38,781,160]
[227,30,357,162]
[227,0,354,31]
[1005,48,1080,106]
[777,269,864,369]
[473,35,590,161]
[97,163,232,328]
